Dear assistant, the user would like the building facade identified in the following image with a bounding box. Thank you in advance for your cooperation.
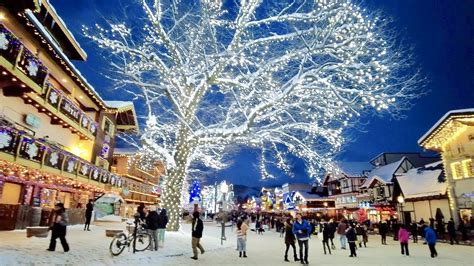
[0,1,137,230]
[112,149,162,217]
[419,109,474,225]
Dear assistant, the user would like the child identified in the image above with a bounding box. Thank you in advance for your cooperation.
[398,224,410,256]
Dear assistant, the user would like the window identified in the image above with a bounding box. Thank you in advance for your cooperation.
[462,159,473,177]
[102,117,115,136]
[451,162,462,179]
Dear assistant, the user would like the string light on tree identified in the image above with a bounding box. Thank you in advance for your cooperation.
[85,0,421,230]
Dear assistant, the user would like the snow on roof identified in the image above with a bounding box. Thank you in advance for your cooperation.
[397,168,447,199]
[418,108,474,145]
[294,190,328,201]
[43,0,88,58]
[361,157,406,187]
[104,101,135,109]
[113,148,138,155]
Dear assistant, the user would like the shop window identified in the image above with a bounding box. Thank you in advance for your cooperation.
[451,162,462,179]
[0,182,22,204]
[462,159,473,177]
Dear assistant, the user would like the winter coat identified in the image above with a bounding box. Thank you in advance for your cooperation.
[337,222,348,235]
[328,223,336,238]
[398,228,409,243]
[192,218,204,238]
[355,225,364,235]
[157,209,169,229]
[85,203,93,216]
[424,227,437,245]
[322,226,331,241]
[447,221,456,236]
[146,211,159,230]
[292,219,312,240]
[379,222,388,234]
[346,227,357,242]
[285,223,296,244]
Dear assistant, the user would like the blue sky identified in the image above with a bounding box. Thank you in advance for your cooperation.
[51,0,473,187]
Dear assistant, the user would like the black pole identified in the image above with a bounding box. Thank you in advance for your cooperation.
[133,215,138,253]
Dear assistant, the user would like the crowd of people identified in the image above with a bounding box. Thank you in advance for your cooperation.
[43,201,472,263]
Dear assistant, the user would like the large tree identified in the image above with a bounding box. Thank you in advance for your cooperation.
[85,0,420,230]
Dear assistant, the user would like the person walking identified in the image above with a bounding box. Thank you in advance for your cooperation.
[346,223,357,257]
[322,223,332,255]
[284,218,299,262]
[47,203,70,252]
[236,220,248,258]
[379,220,388,245]
[84,199,93,231]
[398,224,410,256]
[424,226,438,258]
[411,222,418,243]
[329,219,336,249]
[447,218,458,245]
[146,207,159,251]
[157,209,168,247]
[191,211,205,260]
[337,219,348,249]
[292,213,311,265]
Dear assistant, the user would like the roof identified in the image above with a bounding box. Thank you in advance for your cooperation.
[396,168,447,199]
[361,157,406,188]
[113,148,139,156]
[40,0,87,60]
[294,191,330,202]
[418,108,474,149]
[104,101,139,132]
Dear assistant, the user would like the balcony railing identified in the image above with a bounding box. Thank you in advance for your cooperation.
[0,126,122,188]
[0,24,98,138]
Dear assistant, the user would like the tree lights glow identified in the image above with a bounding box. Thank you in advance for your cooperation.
[84,0,420,230]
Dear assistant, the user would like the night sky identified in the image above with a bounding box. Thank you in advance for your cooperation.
[51,0,474,187]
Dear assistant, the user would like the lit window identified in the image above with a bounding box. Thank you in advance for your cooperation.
[451,162,462,179]
[462,159,473,178]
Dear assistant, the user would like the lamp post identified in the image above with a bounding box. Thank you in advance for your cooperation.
[323,201,328,217]
[397,195,405,225]
[220,181,229,245]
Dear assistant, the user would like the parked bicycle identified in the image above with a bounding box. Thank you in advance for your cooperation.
[109,215,152,256]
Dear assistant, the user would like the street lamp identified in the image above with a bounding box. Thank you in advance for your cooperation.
[397,195,405,224]
[220,181,229,245]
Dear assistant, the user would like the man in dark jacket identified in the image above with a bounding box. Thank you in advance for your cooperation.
[346,223,357,257]
[447,218,458,245]
[191,211,205,260]
[84,199,93,231]
[322,223,332,255]
[146,207,160,251]
[379,220,388,245]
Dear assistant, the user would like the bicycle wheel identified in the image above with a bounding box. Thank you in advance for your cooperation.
[132,232,151,252]
[109,233,127,256]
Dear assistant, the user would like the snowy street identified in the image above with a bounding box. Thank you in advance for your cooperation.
[0,221,472,266]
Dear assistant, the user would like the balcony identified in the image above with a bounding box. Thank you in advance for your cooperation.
[0,24,98,139]
[0,125,122,189]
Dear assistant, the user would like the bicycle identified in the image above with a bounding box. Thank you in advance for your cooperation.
[109,216,152,256]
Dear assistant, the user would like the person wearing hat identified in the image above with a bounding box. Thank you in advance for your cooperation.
[47,202,70,252]
[191,211,205,260]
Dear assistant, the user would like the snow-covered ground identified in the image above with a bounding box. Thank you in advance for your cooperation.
[0,221,472,266]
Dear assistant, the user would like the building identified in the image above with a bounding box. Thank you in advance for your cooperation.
[358,153,439,222]
[418,109,474,225]
[112,149,163,217]
[0,1,138,230]
[393,161,450,224]
[323,162,370,220]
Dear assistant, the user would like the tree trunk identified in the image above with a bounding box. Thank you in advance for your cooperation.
[162,128,191,231]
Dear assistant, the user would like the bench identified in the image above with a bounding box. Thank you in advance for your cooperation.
[26,226,49,238]
[105,229,123,237]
